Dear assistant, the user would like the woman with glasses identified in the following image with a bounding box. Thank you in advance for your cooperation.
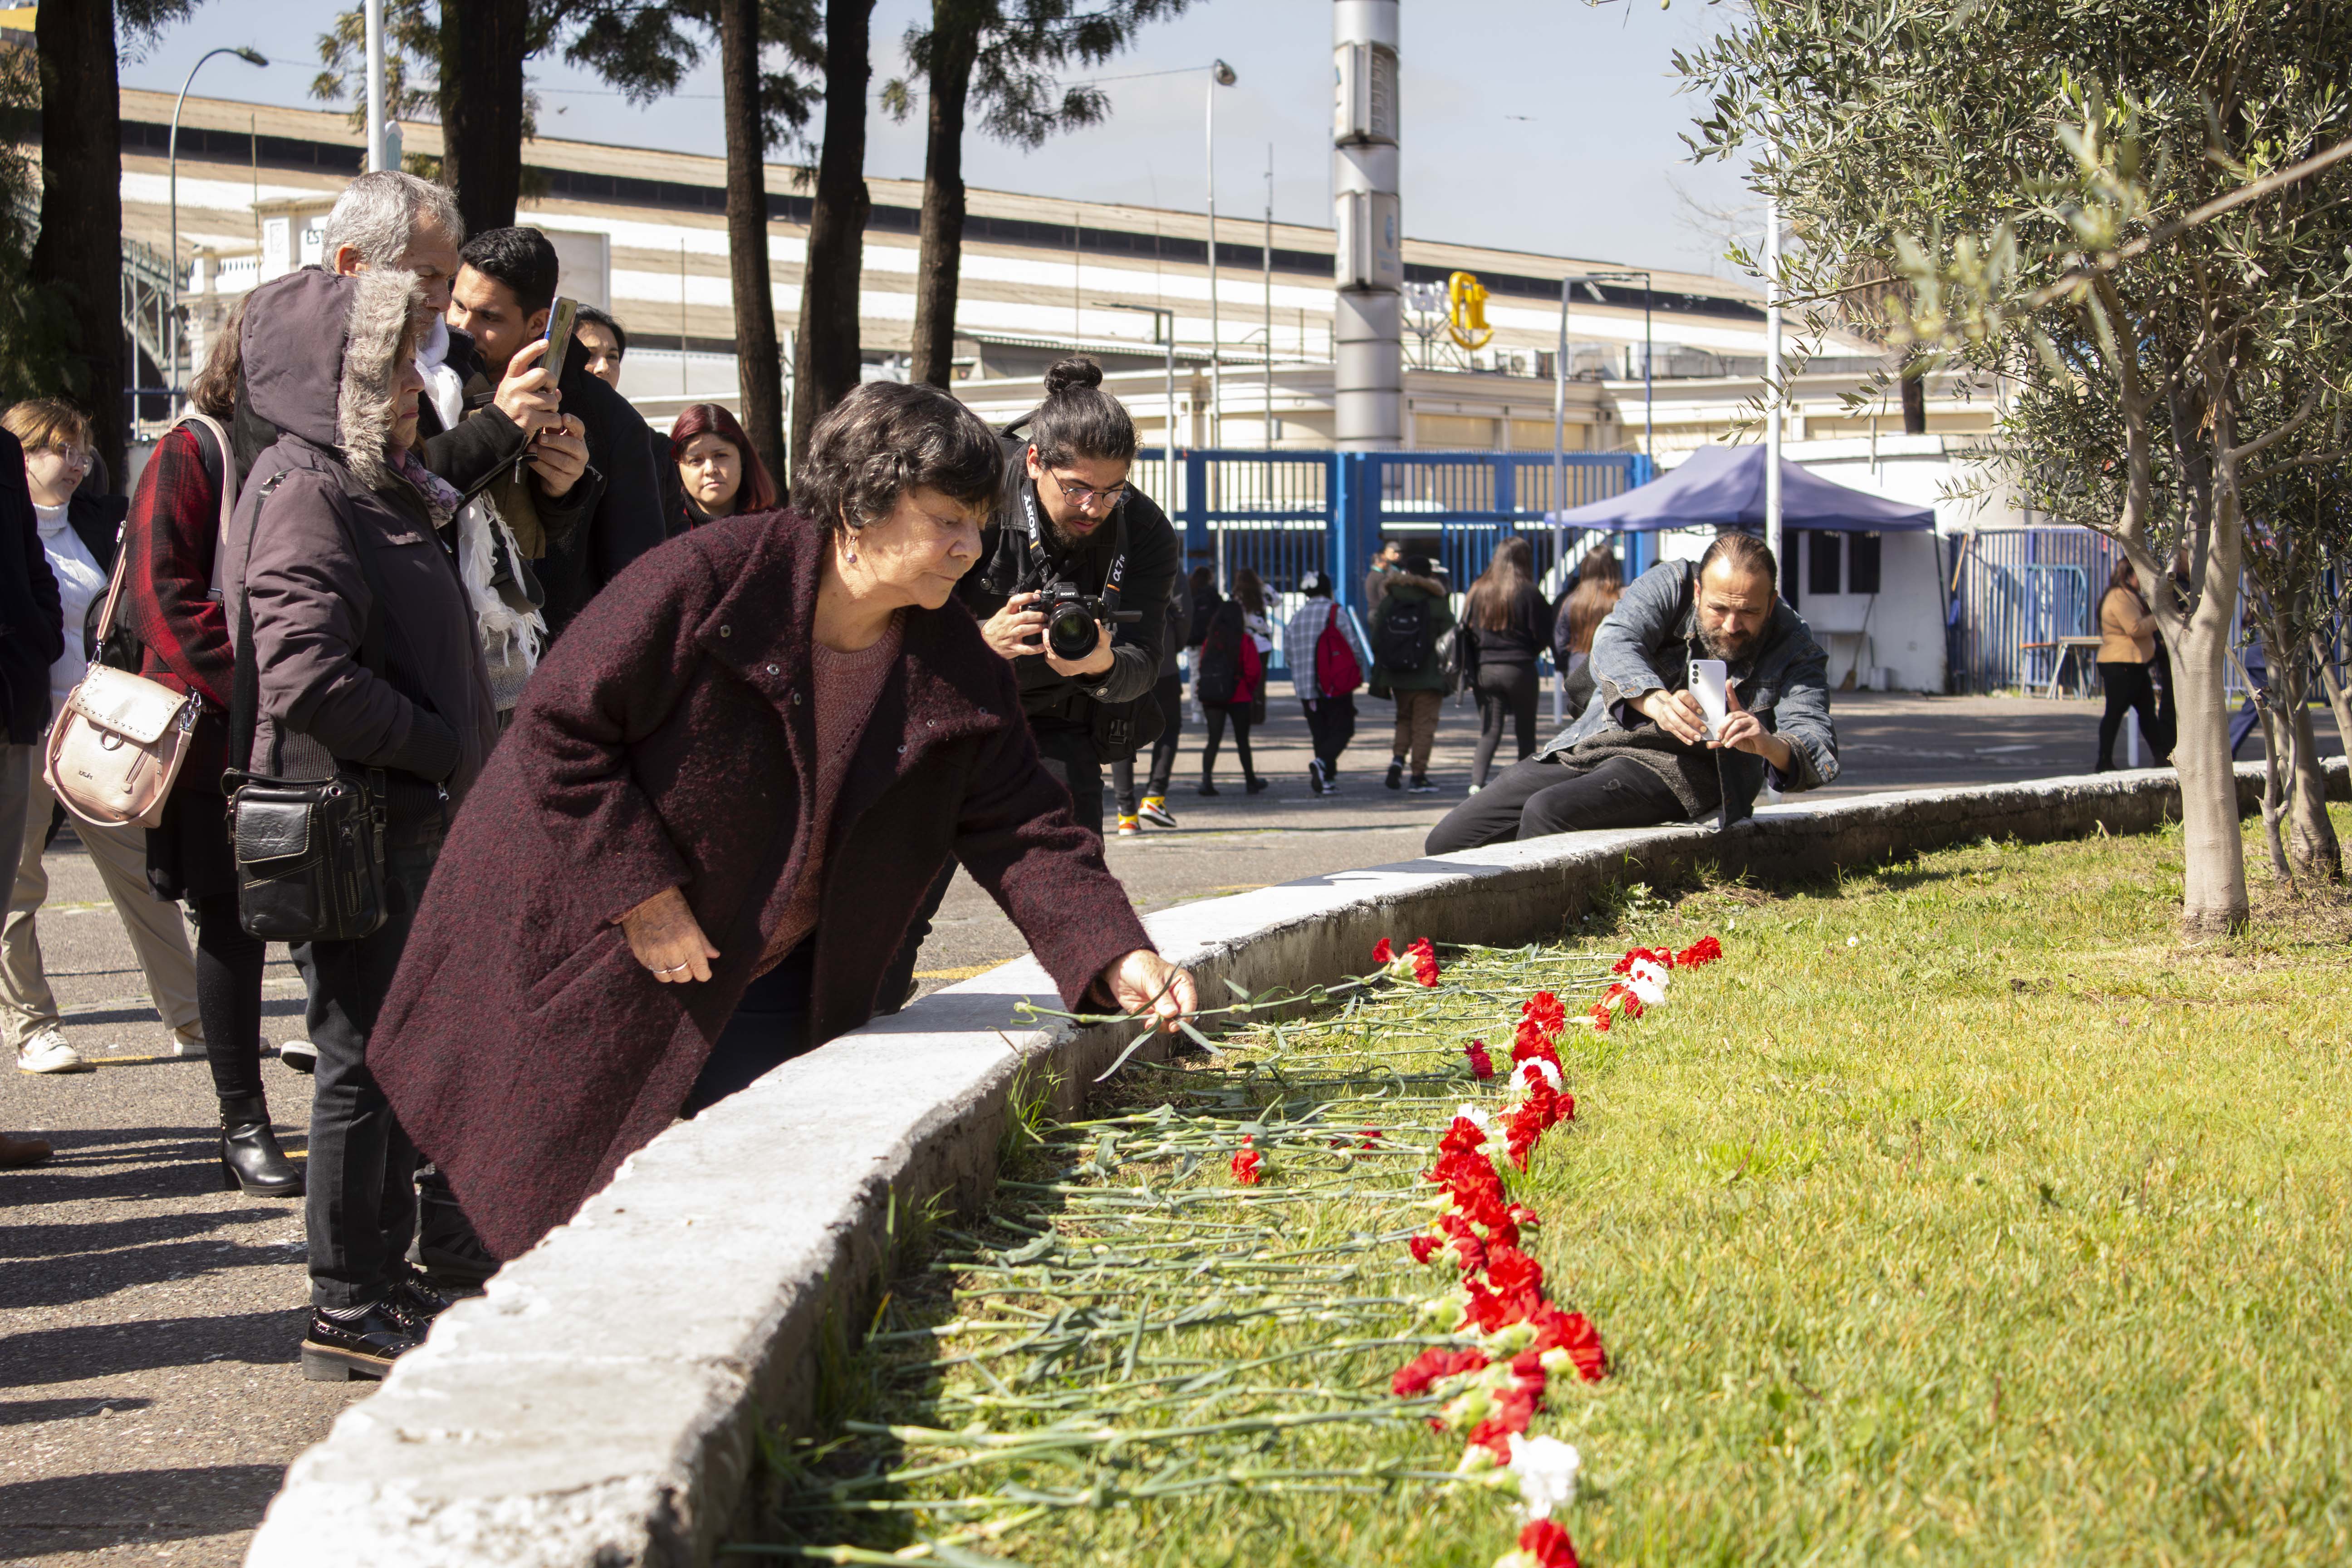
[0,402,202,1078]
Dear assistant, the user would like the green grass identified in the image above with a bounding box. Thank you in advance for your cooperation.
[745,810,2352,1567]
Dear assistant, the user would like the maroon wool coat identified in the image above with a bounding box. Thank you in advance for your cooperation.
[370,508,1153,1260]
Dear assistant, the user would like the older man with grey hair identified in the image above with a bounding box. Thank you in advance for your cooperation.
[319,171,584,507]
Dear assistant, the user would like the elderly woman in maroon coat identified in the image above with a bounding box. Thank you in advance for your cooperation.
[371,382,1195,1262]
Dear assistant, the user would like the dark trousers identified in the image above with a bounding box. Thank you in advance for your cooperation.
[1472,664,1540,786]
[683,939,815,1116]
[2097,660,2161,769]
[1112,674,1184,813]
[192,892,267,1107]
[300,822,442,1311]
[1201,701,1256,781]
[1425,754,1689,854]
[1303,692,1357,769]
[878,725,1102,1010]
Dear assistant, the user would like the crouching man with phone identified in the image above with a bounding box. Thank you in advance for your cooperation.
[1425,533,1839,852]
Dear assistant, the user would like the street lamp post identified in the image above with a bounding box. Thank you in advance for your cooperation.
[1764,195,1784,579]
[170,45,268,412]
[1546,270,1655,717]
[1095,301,1176,458]
[1204,59,1236,447]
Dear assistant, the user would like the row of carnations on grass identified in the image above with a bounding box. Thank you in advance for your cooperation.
[1235,932,1724,1568]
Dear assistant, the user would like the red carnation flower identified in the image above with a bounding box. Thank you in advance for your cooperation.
[1230,1137,1262,1186]
[1408,937,1441,987]
[1463,1038,1496,1079]
[1676,935,1724,967]
[1521,990,1567,1038]
[1588,1001,1612,1033]
[1390,1346,1487,1398]
[1530,1305,1608,1382]
[1439,1116,1488,1156]
[1407,1233,1440,1265]
[1602,982,1644,1020]
[1516,1519,1581,1568]
[1371,938,1396,968]
[1512,1028,1563,1070]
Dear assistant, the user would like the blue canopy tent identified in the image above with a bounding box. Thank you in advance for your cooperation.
[1547,444,1944,691]
[1544,443,1935,533]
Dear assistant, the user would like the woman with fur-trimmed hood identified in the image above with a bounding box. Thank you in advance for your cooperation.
[223,265,499,1382]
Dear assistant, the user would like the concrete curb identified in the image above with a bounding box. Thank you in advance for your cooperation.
[245,760,2344,1566]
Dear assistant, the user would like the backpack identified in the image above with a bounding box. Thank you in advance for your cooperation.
[1195,600,1245,705]
[1373,593,1435,674]
[1313,602,1362,696]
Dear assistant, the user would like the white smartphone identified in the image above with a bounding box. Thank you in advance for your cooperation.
[1690,658,1729,740]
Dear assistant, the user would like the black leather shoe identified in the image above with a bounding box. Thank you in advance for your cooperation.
[383,1269,452,1336]
[301,1304,419,1382]
[219,1097,303,1198]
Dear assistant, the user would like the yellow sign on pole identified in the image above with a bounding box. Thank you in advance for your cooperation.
[1446,270,1494,351]
[0,6,37,29]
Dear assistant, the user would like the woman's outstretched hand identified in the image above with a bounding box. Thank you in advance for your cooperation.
[621,886,720,984]
[1101,950,1197,1034]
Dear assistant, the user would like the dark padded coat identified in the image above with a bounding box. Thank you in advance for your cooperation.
[369,508,1156,1260]
[0,429,63,744]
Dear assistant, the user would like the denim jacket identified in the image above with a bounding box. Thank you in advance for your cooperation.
[1536,559,1839,825]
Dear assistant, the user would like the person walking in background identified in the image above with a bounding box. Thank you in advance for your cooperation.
[226,266,501,1378]
[0,401,203,1077]
[1369,549,1455,794]
[2096,557,2163,771]
[671,402,779,533]
[0,420,60,1102]
[1363,537,1402,614]
[116,302,301,1197]
[1283,569,1372,796]
[1196,568,1273,795]
[1113,569,1190,836]
[1553,546,1623,678]
[1464,537,1556,793]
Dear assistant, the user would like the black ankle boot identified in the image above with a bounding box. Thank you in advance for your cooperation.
[220,1096,304,1198]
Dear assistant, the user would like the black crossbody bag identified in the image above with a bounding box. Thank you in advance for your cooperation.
[220,473,393,943]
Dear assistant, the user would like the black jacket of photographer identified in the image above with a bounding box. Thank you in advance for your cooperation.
[954,466,1178,740]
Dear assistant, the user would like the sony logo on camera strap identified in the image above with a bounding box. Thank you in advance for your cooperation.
[1016,478,1127,617]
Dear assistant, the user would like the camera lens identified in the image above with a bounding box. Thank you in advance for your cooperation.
[1046,601,1100,661]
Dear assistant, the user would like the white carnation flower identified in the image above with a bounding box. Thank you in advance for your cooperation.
[1508,1431,1582,1520]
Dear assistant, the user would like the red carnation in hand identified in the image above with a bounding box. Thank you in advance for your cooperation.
[1390,1345,1487,1398]
[1230,1137,1262,1186]
[1676,934,1723,967]
[1515,1519,1581,1568]
[1463,1038,1496,1079]
[1408,937,1441,986]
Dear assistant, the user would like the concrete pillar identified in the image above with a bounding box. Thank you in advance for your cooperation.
[1333,0,1401,450]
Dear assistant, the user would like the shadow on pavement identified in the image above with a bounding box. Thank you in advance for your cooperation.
[0,1311,299,1386]
[0,1397,152,1427]
[0,1464,285,1555]
[0,1236,301,1312]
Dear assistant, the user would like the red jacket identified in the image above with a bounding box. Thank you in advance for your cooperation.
[370,508,1152,1259]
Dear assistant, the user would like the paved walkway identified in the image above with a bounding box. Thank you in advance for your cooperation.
[0,690,2335,1564]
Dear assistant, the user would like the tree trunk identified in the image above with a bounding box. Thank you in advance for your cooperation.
[1899,349,1928,436]
[441,0,530,235]
[31,0,125,482]
[791,0,876,475]
[2163,494,2251,935]
[909,4,981,390]
[719,0,788,486]
[2264,617,2342,882]
[2312,633,2352,778]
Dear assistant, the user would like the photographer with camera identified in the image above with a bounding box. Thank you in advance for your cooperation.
[958,358,1179,835]
[877,360,1177,1008]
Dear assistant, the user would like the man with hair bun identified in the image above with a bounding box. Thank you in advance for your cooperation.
[1426,531,1839,852]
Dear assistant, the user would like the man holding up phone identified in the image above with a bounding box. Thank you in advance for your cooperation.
[1425,533,1839,852]
[446,228,666,635]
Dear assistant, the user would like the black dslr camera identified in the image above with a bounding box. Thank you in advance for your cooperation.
[1040,577,1142,662]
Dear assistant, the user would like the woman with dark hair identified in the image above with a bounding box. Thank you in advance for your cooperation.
[669,402,778,531]
[117,297,302,1196]
[1195,567,1272,794]
[1462,536,1554,791]
[1553,546,1623,676]
[371,380,1198,1268]
[2095,555,2161,771]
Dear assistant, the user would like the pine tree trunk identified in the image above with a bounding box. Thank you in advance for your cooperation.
[719,0,787,487]
[441,0,529,236]
[909,6,981,390]
[2165,498,2251,936]
[791,0,876,473]
[31,0,125,481]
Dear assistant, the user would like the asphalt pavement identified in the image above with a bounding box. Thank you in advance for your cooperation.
[1,687,2337,1565]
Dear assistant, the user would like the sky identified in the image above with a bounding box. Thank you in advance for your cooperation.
[119,0,1758,278]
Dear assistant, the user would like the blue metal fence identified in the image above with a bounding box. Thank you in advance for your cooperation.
[1133,448,1653,667]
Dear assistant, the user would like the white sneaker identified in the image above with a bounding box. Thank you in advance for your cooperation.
[17,1027,88,1074]
[278,1039,318,1075]
[171,1024,207,1058]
